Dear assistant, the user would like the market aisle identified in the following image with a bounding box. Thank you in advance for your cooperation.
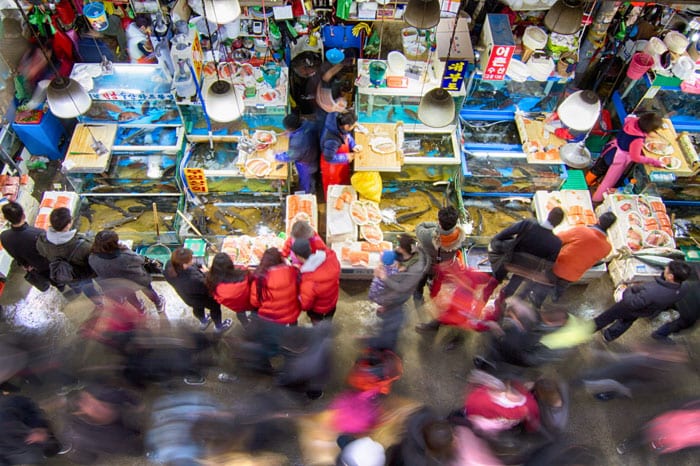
[1,272,699,465]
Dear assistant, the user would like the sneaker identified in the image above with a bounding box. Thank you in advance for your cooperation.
[183,375,206,385]
[306,390,324,400]
[415,321,440,334]
[155,295,166,314]
[199,316,212,331]
[217,372,238,383]
[57,443,73,455]
[594,391,618,401]
[602,328,615,342]
[651,332,674,344]
[616,439,630,455]
[214,319,232,334]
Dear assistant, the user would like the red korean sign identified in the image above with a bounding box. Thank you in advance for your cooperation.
[482,45,515,81]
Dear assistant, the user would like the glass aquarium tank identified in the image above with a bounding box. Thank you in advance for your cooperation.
[462,119,521,150]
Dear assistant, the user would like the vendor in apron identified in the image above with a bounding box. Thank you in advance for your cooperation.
[590,113,664,202]
[320,111,362,198]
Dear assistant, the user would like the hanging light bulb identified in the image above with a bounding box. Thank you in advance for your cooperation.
[544,0,584,35]
[204,79,244,123]
[404,0,441,30]
[202,0,241,24]
[418,88,455,128]
[46,77,92,119]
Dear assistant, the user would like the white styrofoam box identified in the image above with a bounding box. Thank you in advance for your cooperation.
[533,189,596,233]
[608,257,662,287]
[34,191,80,230]
[326,185,357,244]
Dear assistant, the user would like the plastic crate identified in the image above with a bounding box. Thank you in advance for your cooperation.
[560,169,588,191]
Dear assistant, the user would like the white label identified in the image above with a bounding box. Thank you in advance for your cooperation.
[643,86,660,99]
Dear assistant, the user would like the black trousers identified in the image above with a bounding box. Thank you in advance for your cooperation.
[594,302,652,341]
[653,307,699,337]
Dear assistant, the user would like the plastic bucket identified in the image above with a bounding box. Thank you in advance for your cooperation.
[84,2,108,32]
[626,52,653,80]
[368,61,387,86]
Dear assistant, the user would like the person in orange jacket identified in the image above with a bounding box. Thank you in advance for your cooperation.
[250,248,301,325]
[292,238,341,324]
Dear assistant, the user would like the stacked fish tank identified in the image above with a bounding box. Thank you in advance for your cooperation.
[67,64,185,246]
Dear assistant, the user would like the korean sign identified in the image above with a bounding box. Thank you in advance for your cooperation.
[482,45,515,81]
[441,60,469,92]
[184,168,209,193]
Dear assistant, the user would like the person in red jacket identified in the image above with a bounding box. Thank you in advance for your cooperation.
[206,253,253,328]
[280,220,327,263]
[463,371,540,437]
[250,248,301,325]
[292,238,341,324]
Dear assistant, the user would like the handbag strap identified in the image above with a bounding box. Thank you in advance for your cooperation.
[65,238,85,264]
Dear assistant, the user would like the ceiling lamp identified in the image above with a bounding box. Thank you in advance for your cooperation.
[544,0,584,35]
[46,77,92,118]
[204,80,244,123]
[203,0,241,24]
[404,0,441,30]
[557,90,601,132]
[418,88,456,128]
[556,90,601,169]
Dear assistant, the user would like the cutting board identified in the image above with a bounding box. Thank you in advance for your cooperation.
[63,124,117,173]
[353,122,403,172]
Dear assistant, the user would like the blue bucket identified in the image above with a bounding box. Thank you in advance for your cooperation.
[84,2,108,32]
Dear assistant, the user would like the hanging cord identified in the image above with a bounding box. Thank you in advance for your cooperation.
[200,0,222,81]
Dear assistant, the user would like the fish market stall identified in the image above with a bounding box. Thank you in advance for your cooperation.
[178,131,290,241]
[0,176,37,280]
[65,64,185,246]
[611,75,700,201]
[596,193,677,286]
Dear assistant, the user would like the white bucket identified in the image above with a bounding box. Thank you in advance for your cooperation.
[387,51,407,76]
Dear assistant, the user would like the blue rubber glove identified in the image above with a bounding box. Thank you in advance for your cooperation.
[275,152,290,162]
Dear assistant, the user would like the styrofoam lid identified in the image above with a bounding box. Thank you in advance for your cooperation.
[506,59,529,82]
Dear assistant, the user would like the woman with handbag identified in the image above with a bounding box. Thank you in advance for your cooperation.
[89,230,165,313]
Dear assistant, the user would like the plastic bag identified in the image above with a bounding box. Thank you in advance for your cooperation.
[351,171,382,203]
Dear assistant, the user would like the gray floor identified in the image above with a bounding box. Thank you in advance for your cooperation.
[1,267,699,465]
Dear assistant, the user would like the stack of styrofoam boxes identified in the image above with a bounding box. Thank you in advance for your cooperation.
[598,193,674,286]
[34,191,81,231]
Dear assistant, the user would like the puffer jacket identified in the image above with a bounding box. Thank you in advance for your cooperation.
[299,249,340,314]
[621,272,685,314]
[320,111,356,163]
[89,249,151,287]
[250,264,301,324]
[213,274,253,312]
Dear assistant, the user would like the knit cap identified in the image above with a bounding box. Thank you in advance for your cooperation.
[381,250,396,266]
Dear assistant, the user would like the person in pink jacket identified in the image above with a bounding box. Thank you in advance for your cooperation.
[591,113,664,202]
[292,238,341,324]
[250,248,301,325]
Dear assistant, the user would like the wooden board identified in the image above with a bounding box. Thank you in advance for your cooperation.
[63,124,117,173]
[353,122,403,172]
[642,119,694,177]
[515,114,566,164]
[243,133,289,180]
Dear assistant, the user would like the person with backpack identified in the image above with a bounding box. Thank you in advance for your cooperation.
[88,230,165,314]
[0,202,52,291]
[36,207,100,306]
[589,113,665,202]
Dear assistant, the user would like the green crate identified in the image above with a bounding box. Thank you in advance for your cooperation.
[681,246,700,262]
[184,238,207,257]
[560,169,588,190]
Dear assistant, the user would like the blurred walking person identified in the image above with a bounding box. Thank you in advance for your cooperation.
[0,394,61,465]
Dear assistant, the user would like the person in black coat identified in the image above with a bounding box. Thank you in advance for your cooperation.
[652,265,700,342]
[594,260,692,341]
[164,247,231,333]
[0,394,61,465]
[490,207,565,308]
[0,202,52,291]
[385,407,455,466]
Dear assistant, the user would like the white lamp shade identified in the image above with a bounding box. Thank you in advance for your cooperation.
[544,0,584,35]
[557,90,601,132]
[204,80,244,123]
[418,88,456,128]
[202,0,241,25]
[46,77,91,119]
[404,0,441,30]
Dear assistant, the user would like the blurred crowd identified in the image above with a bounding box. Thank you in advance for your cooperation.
[0,201,699,465]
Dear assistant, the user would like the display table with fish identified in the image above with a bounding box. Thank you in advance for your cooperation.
[515,113,566,164]
[641,119,695,177]
[353,123,404,172]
